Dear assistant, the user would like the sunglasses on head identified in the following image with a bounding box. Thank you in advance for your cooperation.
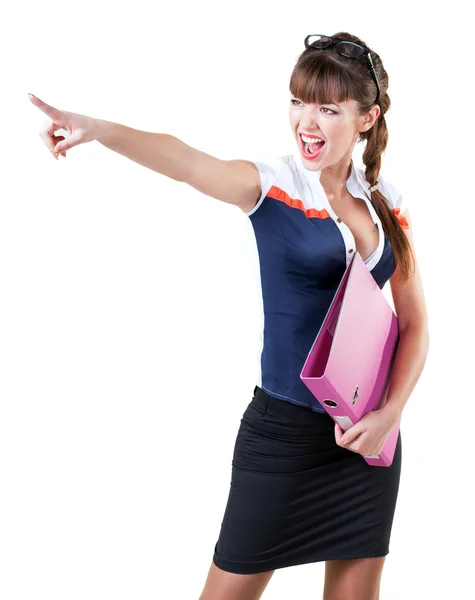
[304,35,380,106]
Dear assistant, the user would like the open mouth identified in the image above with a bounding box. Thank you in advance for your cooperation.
[300,134,326,159]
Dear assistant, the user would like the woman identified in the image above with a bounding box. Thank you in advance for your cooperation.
[29,31,429,600]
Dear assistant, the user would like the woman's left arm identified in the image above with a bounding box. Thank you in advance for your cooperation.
[381,210,430,422]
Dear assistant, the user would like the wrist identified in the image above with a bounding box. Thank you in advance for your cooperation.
[379,401,402,424]
[94,118,119,143]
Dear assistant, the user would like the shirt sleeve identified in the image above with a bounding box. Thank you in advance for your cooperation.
[244,156,285,217]
[378,173,410,229]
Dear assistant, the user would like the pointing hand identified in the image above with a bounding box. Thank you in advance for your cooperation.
[28,93,98,160]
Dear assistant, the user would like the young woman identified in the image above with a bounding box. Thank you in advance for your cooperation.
[29,31,429,600]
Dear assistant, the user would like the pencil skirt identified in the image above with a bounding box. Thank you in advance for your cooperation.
[212,385,402,574]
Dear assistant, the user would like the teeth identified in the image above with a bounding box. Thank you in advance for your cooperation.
[301,134,324,143]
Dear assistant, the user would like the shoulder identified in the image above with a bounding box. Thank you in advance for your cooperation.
[250,154,295,180]
[355,165,409,228]
[244,154,297,216]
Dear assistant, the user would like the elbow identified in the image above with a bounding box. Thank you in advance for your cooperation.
[398,310,429,339]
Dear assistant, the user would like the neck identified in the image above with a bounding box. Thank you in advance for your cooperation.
[319,159,353,203]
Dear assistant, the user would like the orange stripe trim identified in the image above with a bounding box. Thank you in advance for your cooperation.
[392,208,410,229]
[267,185,332,220]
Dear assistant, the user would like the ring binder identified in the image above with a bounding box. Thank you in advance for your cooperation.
[300,251,401,467]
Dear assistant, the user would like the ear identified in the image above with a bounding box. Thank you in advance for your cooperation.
[359,104,381,132]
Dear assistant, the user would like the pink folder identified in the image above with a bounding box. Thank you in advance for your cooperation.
[300,251,401,467]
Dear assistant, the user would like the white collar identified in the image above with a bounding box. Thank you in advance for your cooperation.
[291,152,362,195]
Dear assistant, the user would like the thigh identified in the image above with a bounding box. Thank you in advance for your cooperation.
[323,556,386,600]
[199,561,275,600]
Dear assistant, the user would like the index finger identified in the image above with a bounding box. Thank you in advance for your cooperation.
[28,93,64,121]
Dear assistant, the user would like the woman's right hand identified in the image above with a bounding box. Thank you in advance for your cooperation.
[28,93,99,160]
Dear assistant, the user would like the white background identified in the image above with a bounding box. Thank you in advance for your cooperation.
[1,1,474,598]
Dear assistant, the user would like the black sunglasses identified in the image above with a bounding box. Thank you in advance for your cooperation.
[304,34,380,106]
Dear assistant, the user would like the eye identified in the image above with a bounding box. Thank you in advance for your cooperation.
[290,99,335,114]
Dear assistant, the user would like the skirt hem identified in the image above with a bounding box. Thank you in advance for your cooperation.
[212,545,390,575]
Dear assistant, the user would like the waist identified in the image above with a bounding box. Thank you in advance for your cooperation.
[252,385,333,428]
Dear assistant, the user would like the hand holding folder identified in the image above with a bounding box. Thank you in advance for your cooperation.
[300,251,401,467]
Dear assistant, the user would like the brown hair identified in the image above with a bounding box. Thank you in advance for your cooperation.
[289,32,415,283]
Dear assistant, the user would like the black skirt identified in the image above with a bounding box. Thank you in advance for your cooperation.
[213,385,402,574]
